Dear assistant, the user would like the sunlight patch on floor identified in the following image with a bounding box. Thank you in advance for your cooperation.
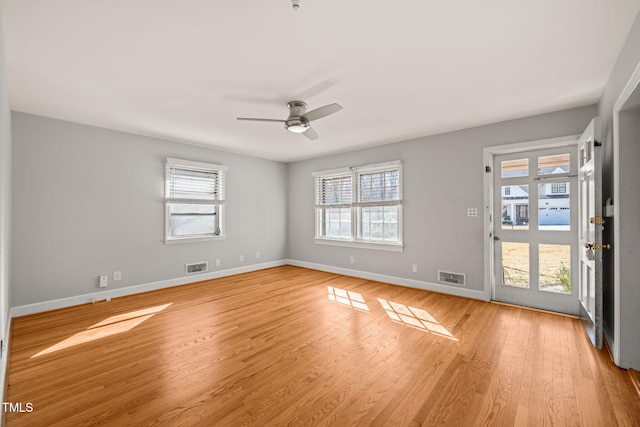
[377,298,457,340]
[31,303,172,358]
[327,286,370,312]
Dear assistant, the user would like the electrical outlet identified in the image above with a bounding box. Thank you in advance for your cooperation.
[467,208,478,217]
[350,256,355,264]
[215,259,221,267]
[99,275,108,288]
[113,271,122,281]
[240,254,244,262]
[412,264,418,273]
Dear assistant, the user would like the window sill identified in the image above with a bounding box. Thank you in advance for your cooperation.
[165,235,225,244]
[314,238,404,252]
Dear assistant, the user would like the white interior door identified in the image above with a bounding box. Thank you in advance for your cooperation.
[577,118,604,349]
[493,146,579,315]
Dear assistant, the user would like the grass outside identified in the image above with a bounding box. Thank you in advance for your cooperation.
[502,243,571,294]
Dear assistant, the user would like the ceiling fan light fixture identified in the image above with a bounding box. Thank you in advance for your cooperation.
[285,119,309,133]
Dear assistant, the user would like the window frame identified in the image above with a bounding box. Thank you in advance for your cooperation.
[313,161,403,252]
[165,158,228,244]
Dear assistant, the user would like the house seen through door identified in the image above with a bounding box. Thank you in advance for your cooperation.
[493,146,579,315]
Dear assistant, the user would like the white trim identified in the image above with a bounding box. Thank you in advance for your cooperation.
[10,260,287,318]
[311,161,402,178]
[485,135,580,155]
[611,58,640,367]
[311,167,351,177]
[351,160,402,172]
[164,235,225,244]
[483,134,580,304]
[315,238,404,252]
[287,259,486,301]
[166,157,229,172]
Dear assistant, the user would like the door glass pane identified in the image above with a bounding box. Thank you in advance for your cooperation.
[501,158,529,178]
[501,185,529,230]
[538,182,570,231]
[539,244,571,294]
[538,154,570,175]
[502,242,529,289]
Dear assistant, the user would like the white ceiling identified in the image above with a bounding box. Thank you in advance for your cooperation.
[2,1,639,162]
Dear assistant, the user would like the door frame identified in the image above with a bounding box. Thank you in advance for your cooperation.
[612,58,640,366]
[483,135,581,303]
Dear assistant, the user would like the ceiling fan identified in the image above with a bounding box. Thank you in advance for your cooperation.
[237,101,342,140]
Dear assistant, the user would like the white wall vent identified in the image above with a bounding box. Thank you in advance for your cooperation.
[186,262,208,275]
[438,270,466,287]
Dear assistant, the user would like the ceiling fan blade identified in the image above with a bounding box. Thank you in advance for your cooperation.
[294,77,339,101]
[303,103,343,122]
[303,127,319,140]
[236,118,286,123]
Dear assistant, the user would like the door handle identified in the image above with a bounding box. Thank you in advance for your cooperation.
[584,242,611,250]
[494,236,500,241]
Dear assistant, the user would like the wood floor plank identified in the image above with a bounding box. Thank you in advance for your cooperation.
[4,266,640,426]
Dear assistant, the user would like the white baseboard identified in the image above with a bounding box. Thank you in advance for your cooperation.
[9,259,487,318]
[286,259,487,301]
[10,260,288,318]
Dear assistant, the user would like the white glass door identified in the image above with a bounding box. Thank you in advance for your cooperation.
[493,146,579,315]
[577,118,604,348]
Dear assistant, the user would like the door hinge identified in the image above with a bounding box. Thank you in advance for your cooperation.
[485,166,491,173]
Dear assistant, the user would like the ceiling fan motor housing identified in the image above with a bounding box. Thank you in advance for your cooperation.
[285,101,310,133]
[287,101,307,117]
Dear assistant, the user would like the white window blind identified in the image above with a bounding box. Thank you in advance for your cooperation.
[167,167,225,204]
[165,158,228,242]
[355,165,402,207]
[315,173,353,208]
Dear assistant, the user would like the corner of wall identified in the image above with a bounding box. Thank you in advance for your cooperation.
[0,0,14,408]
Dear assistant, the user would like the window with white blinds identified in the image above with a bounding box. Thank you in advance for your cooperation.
[165,158,228,242]
[314,161,403,250]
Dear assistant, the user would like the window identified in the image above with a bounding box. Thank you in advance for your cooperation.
[314,161,402,251]
[165,158,228,243]
[551,182,567,194]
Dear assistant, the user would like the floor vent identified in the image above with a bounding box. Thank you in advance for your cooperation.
[438,270,466,287]
[186,262,208,275]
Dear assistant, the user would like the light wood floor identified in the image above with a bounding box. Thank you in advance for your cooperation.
[5,266,640,426]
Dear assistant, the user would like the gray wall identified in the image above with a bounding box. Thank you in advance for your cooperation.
[0,3,12,347]
[287,105,597,292]
[598,11,640,369]
[617,107,640,369]
[11,113,288,307]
